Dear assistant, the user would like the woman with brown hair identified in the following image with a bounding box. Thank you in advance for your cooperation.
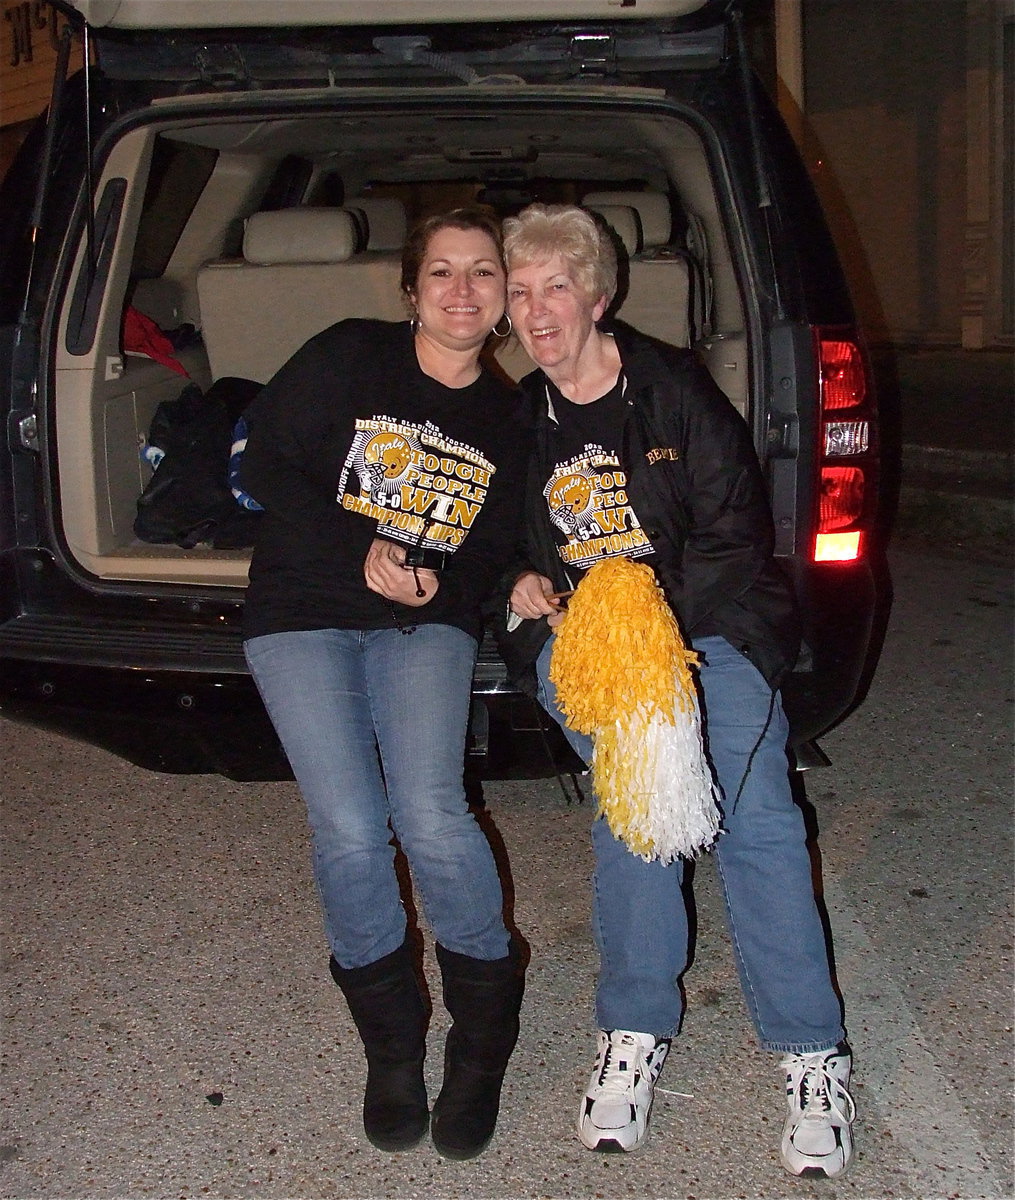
[239,208,527,1160]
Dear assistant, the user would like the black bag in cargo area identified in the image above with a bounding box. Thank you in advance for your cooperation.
[134,376,263,549]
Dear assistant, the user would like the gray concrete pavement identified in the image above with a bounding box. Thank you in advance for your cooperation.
[1,541,1012,1199]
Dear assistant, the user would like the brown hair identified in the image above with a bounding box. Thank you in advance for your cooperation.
[400,207,505,299]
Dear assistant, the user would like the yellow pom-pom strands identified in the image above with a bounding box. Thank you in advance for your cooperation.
[548,556,722,863]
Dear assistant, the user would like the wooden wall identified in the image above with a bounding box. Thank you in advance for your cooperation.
[1,1,84,178]
[2,1,84,123]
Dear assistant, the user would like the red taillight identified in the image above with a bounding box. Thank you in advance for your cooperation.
[812,328,877,564]
[818,339,867,410]
[819,465,865,529]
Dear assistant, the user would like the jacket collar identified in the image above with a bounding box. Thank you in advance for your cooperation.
[520,319,670,421]
[542,370,630,426]
[606,320,679,390]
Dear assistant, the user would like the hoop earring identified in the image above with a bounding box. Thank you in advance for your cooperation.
[491,313,512,338]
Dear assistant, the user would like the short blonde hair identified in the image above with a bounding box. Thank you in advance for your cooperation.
[502,204,618,307]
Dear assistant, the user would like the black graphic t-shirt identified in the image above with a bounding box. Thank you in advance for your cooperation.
[338,415,497,560]
[544,378,656,582]
[239,319,527,641]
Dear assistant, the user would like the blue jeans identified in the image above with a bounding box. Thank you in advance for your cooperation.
[537,634,844,1054]
[245,625,510,970]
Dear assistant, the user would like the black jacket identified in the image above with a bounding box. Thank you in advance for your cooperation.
[498,321,800,691]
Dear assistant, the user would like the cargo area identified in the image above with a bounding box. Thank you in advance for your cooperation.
[48,91,747,586]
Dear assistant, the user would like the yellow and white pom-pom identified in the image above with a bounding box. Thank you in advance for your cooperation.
[549,556,721,863]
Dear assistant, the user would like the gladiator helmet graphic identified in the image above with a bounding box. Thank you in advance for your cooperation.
[355,431,417,504]
[546,471,598,539]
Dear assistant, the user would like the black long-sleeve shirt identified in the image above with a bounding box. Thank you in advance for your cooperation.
[239,319,528,643]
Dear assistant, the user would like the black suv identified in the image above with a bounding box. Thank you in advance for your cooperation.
[0,0,883,779]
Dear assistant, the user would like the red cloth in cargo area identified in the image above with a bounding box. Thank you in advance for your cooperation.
[122,305,190,377]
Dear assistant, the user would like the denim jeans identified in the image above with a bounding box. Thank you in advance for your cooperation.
[245,625,510,969]
[536,633,844,1053]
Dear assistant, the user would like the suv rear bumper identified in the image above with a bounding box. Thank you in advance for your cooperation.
[1,554,882,779]
[0,617,555,780]
[782,554,887,744]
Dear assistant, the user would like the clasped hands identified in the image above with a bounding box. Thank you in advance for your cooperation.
[364,537,439,606]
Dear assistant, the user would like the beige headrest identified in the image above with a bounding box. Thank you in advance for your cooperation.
[243,208,360,265]
[349,197,408,251]
[585,204,642,257]
[583,190,672,249]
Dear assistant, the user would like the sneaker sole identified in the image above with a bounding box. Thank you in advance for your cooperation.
[795,1160,855,1180]
[579,1126,650,1154]
[782,1144,855,1179]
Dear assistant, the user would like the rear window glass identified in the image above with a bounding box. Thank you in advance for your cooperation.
[359,177,660,223]
[131,136,217,280]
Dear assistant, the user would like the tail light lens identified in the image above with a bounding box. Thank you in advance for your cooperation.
[818,339,866,409]
[815,531,862,562]
[819,466,865,530]
[812,327,877,563]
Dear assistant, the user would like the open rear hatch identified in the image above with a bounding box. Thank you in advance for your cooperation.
[58,0,730,89]
[67,0,720,29]
[24,0,751,595]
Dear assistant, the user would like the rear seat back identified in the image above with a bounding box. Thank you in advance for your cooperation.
[583,190,693,349]
[198,198,695,388]
[347,196,408,251]
[196,207,406,384]
[584,189,674,249]
[583,203,644,258]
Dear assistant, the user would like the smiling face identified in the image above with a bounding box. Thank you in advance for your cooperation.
[507,253,608,377]
[409,226,506,354]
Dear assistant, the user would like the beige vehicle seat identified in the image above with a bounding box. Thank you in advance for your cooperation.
[583,190,692,349]
[196,206,408,385]
[347,196,409,250]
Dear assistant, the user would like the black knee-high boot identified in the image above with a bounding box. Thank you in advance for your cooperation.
[430,940,525,1160]
[329,940,430,1152]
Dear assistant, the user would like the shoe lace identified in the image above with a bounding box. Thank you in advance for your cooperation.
[797,1057,856,1124]
[596,1034,647,1096]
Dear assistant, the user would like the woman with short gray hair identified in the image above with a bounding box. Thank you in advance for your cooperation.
[502,203,618,307]
[500,201,856,1178]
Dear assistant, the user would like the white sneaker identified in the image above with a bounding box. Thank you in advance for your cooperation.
[577,1029,670,1153]
[779,1044,856,1177]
